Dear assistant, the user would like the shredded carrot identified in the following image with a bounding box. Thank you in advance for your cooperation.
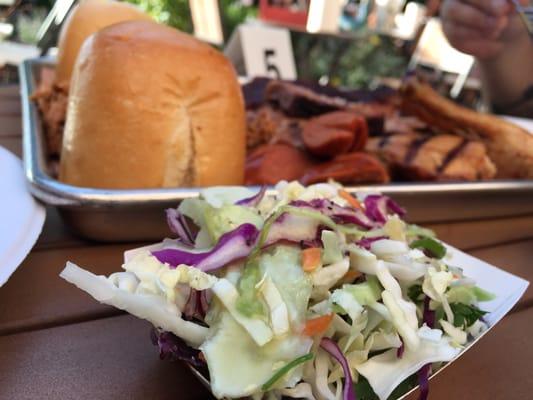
[302,314,334,336]
[301,247,322,272]
[340,269,362,285]
[338,189,362,210]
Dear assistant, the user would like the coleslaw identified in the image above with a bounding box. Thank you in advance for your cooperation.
[60,181,494,400]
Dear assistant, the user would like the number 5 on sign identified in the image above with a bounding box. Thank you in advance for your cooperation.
[224,23,297,80]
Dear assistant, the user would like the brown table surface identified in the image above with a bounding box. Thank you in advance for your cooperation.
[0,84,532,400]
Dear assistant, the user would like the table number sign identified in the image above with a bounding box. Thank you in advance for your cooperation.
[224,23,297,80]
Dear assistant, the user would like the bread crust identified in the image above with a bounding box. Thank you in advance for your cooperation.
[59,20,246,188]
[55,0,152,86]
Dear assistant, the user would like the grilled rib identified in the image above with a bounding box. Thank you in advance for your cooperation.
[367,133,496,181]
[401,78,533,178]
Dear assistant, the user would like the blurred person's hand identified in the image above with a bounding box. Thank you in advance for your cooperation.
[441,0,529,60]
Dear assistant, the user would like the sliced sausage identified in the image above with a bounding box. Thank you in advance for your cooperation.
[245,144,314,185]
[301,121,354,158]
[311,111,362,131]
[300,152,389,185]
[302,111,369,158]
[350,116,369,152]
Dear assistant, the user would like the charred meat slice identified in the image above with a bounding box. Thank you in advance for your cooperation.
[242,76,398,109]
[265,80,347,118]
[367,133,496,181]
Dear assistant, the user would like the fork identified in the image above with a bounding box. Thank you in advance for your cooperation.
[510,0,533,35]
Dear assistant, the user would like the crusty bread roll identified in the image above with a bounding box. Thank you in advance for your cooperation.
[59,20,246,188]
[55,0,152,87]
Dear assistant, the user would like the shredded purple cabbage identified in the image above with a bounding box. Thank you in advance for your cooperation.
[166,208,197,246]
[183,289,209,320]
[385,197,406,216]
[264,212,322,248]
[356,236,388,250]
[199,290,209,316]
[300,239,323,249]
[300,226,329,249]
[236,186,267,207]
[150,329,205,367]
[156,211,329,272]
[320,337,356,400]
[290,199,375,229]
[183,290,198,319]
[422,295,435,328]
[416,296,435,400]
[363,195,406,224]
[396,339,404,359]
[152,223,259,271]
[417,363,431,400]
[331,213,375,229]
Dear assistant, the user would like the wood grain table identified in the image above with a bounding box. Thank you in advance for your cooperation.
[1,84,532,400]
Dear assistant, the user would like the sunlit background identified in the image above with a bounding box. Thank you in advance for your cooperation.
[1,0,480,106]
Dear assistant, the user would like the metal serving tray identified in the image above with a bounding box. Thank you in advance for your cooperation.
[20,58,533,242]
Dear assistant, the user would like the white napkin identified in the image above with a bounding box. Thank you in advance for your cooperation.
[0,146,45,286]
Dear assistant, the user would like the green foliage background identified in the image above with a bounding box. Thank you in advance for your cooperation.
[124,1,408,89]
[125,0,257,40]
[293,30,407,88]
[126,0,193,32]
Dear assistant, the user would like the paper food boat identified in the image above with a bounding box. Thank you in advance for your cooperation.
[0,147,45,287]
[183,243,529,399]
